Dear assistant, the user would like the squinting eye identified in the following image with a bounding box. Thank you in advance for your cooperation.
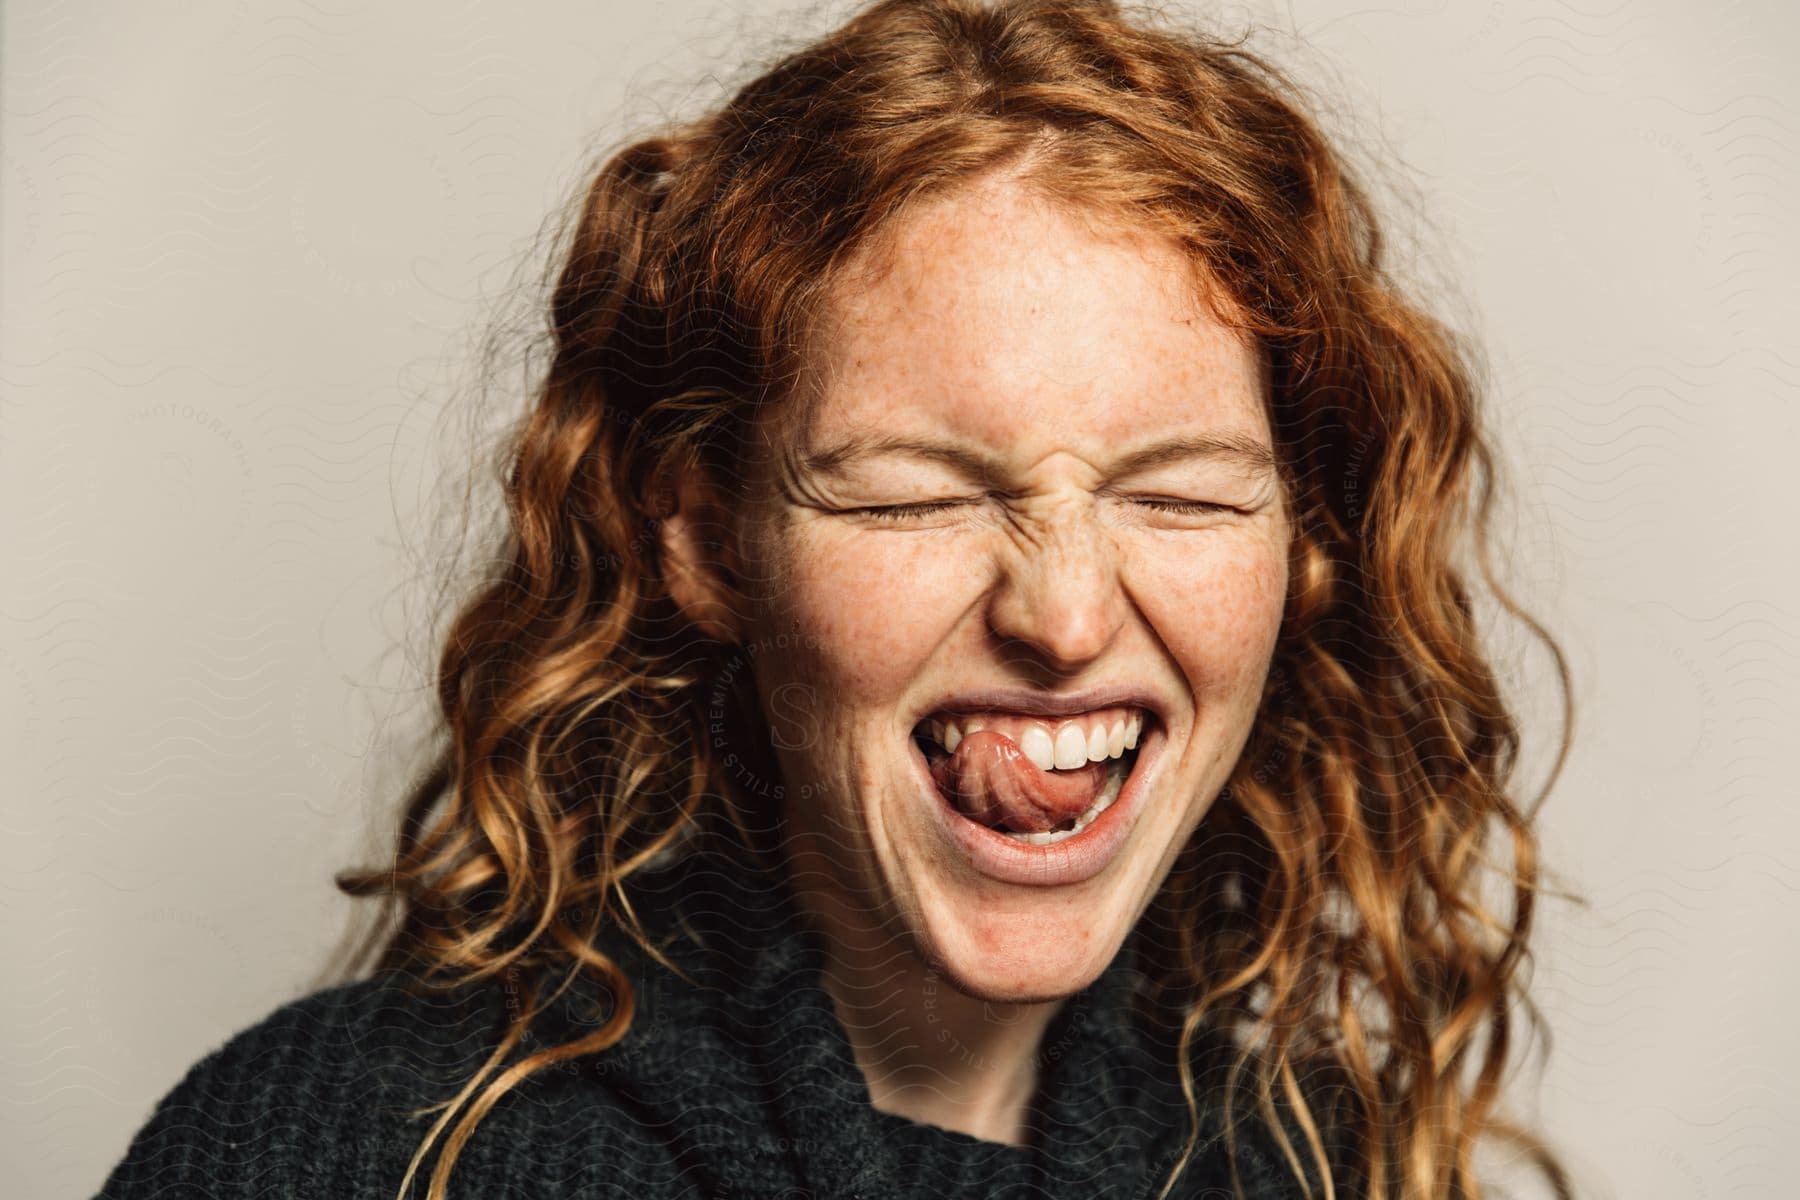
[1130,497,1239,516]
[857,500,972,522]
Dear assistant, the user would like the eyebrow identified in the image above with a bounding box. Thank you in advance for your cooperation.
[1109,431,1278,477]
[797,435,997,479]
[796,430,1277,480]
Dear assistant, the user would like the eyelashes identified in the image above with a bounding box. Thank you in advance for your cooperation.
[852,496,1242,524]
[857,500,972,522]
[1121,497,1238,516]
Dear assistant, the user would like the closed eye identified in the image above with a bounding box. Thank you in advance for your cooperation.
[851,495,1242,523]
[855,499,977,522]
[1127,496,1240,516]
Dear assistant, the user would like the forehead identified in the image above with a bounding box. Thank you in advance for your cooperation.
[791,181,1267,464]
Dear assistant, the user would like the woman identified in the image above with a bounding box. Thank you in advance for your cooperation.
[98,1,1576,1197]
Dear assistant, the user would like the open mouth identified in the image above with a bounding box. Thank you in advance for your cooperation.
[910,705,1152,847]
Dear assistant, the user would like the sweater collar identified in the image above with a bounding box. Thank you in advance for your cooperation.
[711,855,1174,1199]
[557,828,1195,1199]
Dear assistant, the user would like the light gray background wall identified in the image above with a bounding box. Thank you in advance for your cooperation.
[4,2,1795,1197]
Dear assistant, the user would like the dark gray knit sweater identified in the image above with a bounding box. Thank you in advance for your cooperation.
[97,834,1335,1199]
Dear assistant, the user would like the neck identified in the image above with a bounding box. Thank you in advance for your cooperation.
[788,874,1066,1149]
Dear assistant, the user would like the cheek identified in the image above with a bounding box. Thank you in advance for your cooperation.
[1127,534,1288,696]
[761,527,979,711]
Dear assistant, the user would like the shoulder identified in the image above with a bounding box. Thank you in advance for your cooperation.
[93,969,522,1199]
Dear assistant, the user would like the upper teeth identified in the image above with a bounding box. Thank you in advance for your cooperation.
[926,707,1144,771]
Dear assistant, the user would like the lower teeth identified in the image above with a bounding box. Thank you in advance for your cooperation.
[997,757,1129,845]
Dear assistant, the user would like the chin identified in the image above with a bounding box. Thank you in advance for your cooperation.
[911,900,1126,1006]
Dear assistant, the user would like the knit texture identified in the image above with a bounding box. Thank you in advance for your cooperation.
[96,831,1334,1199]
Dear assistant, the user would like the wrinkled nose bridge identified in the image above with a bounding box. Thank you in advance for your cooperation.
[1017,503,1111,581]
[987,501,1126,665]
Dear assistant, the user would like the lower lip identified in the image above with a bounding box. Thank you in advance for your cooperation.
[914,724,1160,887]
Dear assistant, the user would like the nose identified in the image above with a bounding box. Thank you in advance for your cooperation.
[984,504,1127,673]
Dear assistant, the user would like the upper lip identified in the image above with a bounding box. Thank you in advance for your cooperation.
[912,685,1169,728]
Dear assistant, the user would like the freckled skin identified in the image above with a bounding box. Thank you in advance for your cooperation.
[721,175,1290,1142]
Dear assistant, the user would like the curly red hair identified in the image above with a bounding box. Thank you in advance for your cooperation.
[337,3,1579,1197]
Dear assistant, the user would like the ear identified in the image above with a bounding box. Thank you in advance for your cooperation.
[656,456,749,644]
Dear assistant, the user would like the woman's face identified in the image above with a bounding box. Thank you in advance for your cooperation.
[719,178,1290,1002]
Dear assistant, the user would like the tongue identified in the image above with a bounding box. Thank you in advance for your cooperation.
[928,730,1108,833]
